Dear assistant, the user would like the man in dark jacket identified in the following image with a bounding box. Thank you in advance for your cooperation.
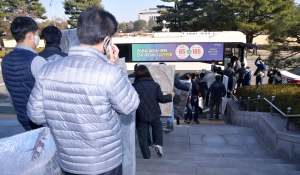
[254,56,266,85]
[237,62,246,88]
[39,26,67,59]
[223,63,236,97]
[207,75,226,120]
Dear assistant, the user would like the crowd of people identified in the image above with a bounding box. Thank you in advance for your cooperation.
[1,6,285,175]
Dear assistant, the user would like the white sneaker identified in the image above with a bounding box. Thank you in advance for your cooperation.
[155,145,163,156]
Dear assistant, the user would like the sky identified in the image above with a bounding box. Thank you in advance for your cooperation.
[41,0,172,23]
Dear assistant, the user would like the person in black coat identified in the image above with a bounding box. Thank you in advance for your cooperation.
[207,75,226,120]
[38,26,67,59]
[132,65,175,159]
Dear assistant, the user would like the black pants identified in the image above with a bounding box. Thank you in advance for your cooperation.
[64,163,122,175]
[206,92,210,105]
[209,100,221,119]
[136,117,163,159]
[147,124,156,146]
[227,81,233,98]
[237,79,244,88]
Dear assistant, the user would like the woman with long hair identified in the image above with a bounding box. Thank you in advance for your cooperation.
[132,65,175,159]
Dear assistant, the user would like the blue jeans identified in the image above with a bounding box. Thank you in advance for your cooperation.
[256,76,264,85]
[185,101,193,121]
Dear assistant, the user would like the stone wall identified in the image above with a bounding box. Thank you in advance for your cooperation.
[227,100,300,164]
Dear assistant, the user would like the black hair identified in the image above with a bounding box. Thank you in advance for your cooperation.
[10,16,38,42]
[241,62,245,67]
[134,64,138,72]
[200,73,205,78]
[191,73,196,79]
[217,66,222,72]
[215,75,221,81]
[227,63,232,68]
[77,8,117,45]
[212,60,215,63]
[135,65,154,81]
[42,26,62,45]
[184,73,191,80]
[212,66,218,73]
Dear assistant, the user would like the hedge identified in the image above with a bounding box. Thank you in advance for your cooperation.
[235,84,300,127]
[0,48,44,59]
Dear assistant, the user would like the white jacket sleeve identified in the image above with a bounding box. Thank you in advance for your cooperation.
[108,68,140,115]
[27,77,46,125]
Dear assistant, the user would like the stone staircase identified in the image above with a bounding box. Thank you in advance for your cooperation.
[136,124,300,175]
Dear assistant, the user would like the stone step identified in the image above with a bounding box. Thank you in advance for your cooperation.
[136,153,294,165]
[136,164,298,175]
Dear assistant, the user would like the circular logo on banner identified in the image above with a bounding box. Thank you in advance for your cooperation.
[175,45,190,59]
[190,44,204,59]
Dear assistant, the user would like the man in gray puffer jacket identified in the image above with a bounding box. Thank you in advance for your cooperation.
[27,8,140,175]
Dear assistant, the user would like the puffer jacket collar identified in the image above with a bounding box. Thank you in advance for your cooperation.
[68,46,111,63]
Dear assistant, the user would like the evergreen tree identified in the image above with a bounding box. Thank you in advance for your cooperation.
[198,0,294,43]
[266,6,300,70]
[156,0,184,32]
[63,0,104,28]
[0,0,46,48]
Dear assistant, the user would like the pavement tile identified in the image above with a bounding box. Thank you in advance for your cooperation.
[136,164,197,174]
[190,134,245,146]
[236,127,258,135]
[190,145,251,154]
[189,127,240,135]
[247,145,274,155]
[196,167,289,175]
[241,135,267,146]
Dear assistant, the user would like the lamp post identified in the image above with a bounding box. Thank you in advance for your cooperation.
[162,20,167,32]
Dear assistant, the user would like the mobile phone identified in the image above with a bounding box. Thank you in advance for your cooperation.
[103,37,112,57]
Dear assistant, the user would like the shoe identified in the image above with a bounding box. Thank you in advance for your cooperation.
[155,145,163,156]
[215,117,219,120]
[193,120,200,124]
[207,117,214,120]
[184,120,190,124]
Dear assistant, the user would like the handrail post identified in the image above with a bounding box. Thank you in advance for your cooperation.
[270,96,275,116]
[256,95,260,112]
[238,97,241,110]
[285,107,291,131]
[247,97,250,111]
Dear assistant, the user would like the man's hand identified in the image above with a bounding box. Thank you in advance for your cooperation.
[108,44,119,64]
[170,91,175,98]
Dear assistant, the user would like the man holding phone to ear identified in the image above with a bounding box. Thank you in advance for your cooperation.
[27,8,140,175]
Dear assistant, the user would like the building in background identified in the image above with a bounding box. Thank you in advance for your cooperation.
[138,8,161,23]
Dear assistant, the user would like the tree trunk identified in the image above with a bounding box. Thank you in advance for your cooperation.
[246,33,254,43]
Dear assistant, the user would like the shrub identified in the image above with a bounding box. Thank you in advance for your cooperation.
[0,50,12,59]
[0,48,44,59]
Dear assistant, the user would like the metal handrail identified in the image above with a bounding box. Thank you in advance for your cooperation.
[229,92,300,131]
